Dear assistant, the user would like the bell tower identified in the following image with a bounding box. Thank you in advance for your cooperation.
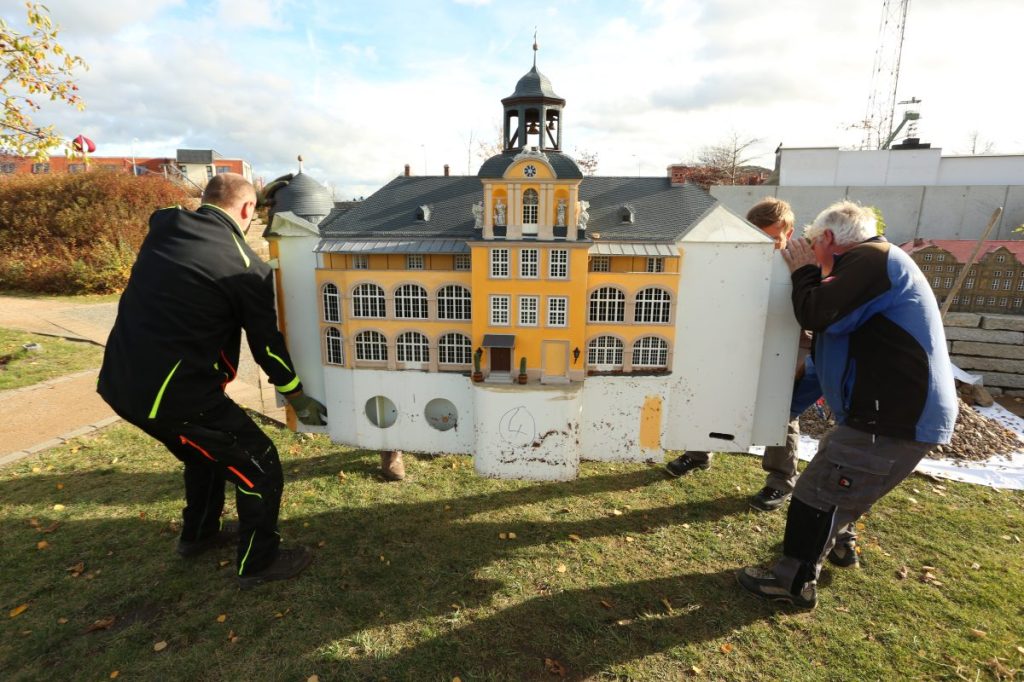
[501,39,566,152]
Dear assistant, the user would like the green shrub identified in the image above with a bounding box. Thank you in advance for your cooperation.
[0,172,189,293]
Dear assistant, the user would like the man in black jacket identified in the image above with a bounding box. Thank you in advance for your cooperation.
[98,173,327,589]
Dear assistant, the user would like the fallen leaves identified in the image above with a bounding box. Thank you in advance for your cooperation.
[307,676,320,682]
[66,561,84,577]
[85,616,116,633]
[544,658,566,677]
[52,504,65,512]
[556,564,567,574]
[57,617,68,625]
[216,614,227,623]
[567,534,582,542]
[227,629,239,644]
[720,643,735,654]
[498,532,517,540]
[969,628,987,639]
[599,599,613,610]
[36,540,49,550]
[9,604,28,618]
[110,671,119,679]
[153,640,168,652]
[896,566,909,580]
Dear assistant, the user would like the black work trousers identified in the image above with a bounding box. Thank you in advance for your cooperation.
[121,398,283,575]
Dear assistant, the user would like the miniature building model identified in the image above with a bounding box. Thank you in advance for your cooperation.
[266,60,800,480]
[901,239,1024,315]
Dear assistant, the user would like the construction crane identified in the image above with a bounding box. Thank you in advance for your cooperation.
[862,0,911,149]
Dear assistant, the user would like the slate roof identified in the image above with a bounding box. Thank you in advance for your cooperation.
[503,65,564,102]
[319,176,482,239]
[478,150,582,179]
[579,177,717,242]
[318,175,718,243]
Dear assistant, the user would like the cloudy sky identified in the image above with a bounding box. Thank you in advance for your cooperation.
[5,0,1022,198]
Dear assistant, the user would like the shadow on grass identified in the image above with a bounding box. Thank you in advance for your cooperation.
[1,445,771,679]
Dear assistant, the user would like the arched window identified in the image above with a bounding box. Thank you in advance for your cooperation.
[437,332,472,365]
[634,288,671,323]
[588,336,623,368]
[325,327,344,365]
[523,188,538,224]
[322,283,341,322]
[588,287,626,322]
[354,331,388,361]
[395,284,428,319]
[396,331,429,363]
[352,283,385,318]
[632,337,668,368]
[437,285,472,320]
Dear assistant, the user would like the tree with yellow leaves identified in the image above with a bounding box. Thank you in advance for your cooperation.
[1,2,87,158]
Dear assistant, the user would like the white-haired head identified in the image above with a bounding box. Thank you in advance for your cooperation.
[803,201,877,247]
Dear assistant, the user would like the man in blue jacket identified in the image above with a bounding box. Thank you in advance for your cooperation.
[98,173,328,589]
[737,200,957,609]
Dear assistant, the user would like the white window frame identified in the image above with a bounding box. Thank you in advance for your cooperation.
[523,188,538,224]
[999,297,1009,307]
[937,254,946,262]
[988,296,997,305]
[997,254,1007,263]
[354,331,388,361]
[490,295,510,326]
[406,254,425,270]
[325,327,344,365]
[437,285,471,321]
[490,248,509,278]
[1013,298,1023,308]
[589,286,626,323]
[547,296,567,327]
[632,337,669,368]
[454,254,471,271]
[634,287,671,323]
[352,255,369,270]
[1005,279,1013,291]
[352,283,386,318]
[549,249,568,279]
[322,283,341,323]
[943,278,953,288]
[438,332,472,365]
[965,278,975,289]
[646,257,665,273]
[396,331,430,363]
[394,284,429,319]
[590,256,610,272]
[992,279,1001,290]
[520,248,539,278]
[587,336,623,369]
[931,277,941,288]
[519,296,539,326]
[923,254,933,262]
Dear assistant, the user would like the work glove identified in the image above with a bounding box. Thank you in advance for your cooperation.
[287,392,328,426]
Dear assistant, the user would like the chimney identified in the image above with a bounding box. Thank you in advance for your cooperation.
[444,164,450,177]
[404,164,410,177]
[913,238,925,247]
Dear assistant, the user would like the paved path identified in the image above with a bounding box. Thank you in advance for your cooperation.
[0,228,286,465]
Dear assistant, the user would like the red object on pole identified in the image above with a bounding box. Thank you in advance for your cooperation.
[72,135,96,153]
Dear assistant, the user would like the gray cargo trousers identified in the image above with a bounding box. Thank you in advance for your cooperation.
[771,424,932,593]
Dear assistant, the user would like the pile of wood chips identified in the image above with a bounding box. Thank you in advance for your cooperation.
[797,398,1023,462]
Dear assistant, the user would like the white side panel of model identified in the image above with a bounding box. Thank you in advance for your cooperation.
[472,384,581,480]
[749,253,802,446]
[581,376,667,462]
[324,367,476,454]
[663,241,774,451]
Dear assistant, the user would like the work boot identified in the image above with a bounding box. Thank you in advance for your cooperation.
[664,453,710,478]
[749,486,792,512]
[827,539,861,568]
[381,450,405,481]
[237,546,313,590]
[736,566,817,609]
[177,521,238,558]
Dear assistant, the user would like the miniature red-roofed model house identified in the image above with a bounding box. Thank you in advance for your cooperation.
[901,239,1024,315]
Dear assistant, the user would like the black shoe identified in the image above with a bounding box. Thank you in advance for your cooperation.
[237,546,313,590]
[736,566,817,609]
[827,540,860,568]
[664,454,711,478]
[176,521,238,558]
[749,486,792,512]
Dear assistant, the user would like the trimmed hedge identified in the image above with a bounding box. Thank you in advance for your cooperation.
[0,172,191,293]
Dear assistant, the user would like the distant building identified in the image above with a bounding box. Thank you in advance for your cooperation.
[0,148,254,190]
[666,163,770,191]
[901,239,1024,314]
[712,145,1024,244]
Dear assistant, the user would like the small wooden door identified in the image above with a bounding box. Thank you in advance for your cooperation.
[491,348,511,372]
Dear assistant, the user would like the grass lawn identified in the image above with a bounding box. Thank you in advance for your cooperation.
[0,328,104,391]
[1,421,1022,681]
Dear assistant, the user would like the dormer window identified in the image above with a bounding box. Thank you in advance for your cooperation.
[620,206,635,224]
[416,205,431,221]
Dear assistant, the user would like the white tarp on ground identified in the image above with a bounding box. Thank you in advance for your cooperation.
[748,403,1024,491]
